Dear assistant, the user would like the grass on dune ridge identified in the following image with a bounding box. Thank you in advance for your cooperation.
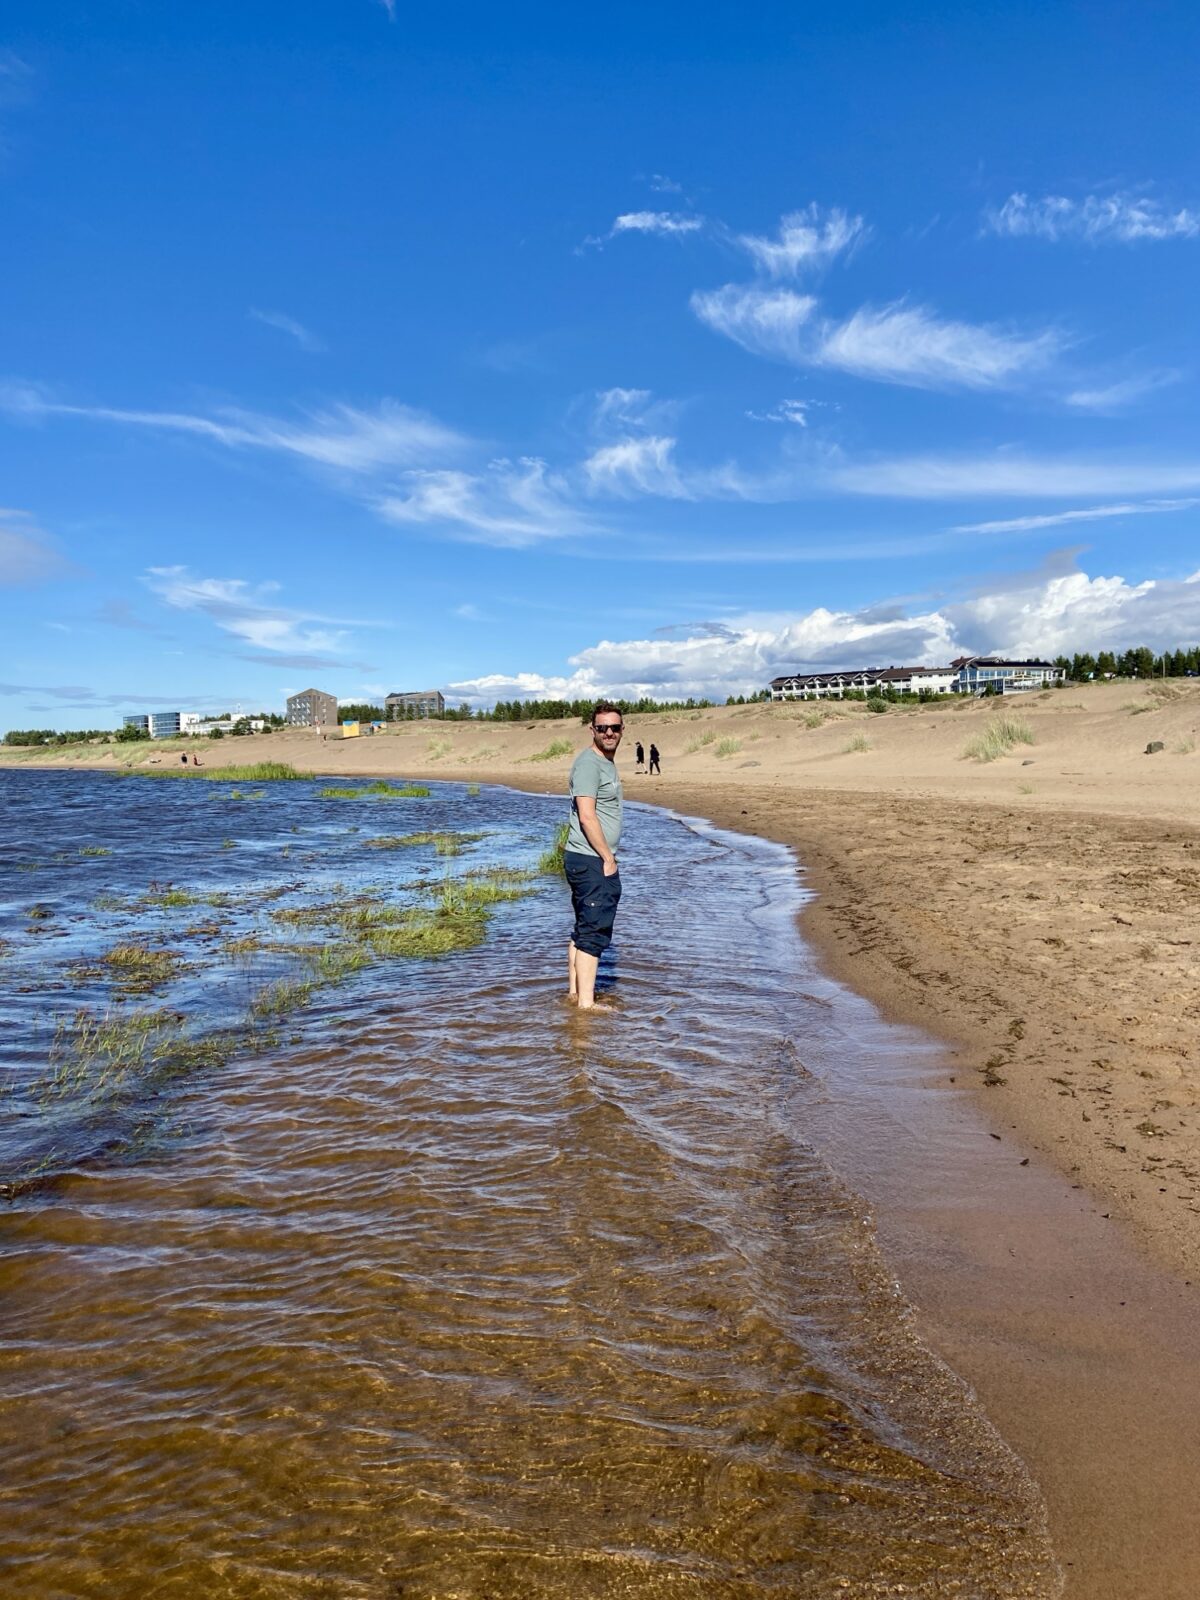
[962,715,1035,763]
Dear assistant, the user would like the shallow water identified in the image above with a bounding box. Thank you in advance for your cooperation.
[0,771,1058,1597]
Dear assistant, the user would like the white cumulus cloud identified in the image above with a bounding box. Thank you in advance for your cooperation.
[446,559,1200,706]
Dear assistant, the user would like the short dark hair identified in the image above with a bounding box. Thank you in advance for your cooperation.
[591,700,622,725]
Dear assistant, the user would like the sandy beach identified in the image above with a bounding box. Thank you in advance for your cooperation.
[8,677,1200,1596]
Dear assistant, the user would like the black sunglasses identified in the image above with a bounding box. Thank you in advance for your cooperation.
[594,723,623,734]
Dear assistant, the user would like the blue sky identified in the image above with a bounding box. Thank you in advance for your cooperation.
[3,0,1200,725]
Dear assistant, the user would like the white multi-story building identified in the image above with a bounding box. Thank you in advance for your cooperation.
[768,665,957,700]
[768,658,1062,700]
[949,657,1064,694]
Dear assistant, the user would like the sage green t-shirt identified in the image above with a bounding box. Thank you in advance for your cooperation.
[565,746,623,857]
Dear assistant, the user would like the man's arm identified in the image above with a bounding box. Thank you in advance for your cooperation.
[574,795,617,874]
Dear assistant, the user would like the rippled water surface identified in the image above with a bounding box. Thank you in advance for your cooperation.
[0,770,1058,1597]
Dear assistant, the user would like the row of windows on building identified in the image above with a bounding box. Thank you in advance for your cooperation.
[121,712,267,739]
[122,691,450,737]
[284,689,447,727]
[768,657,1065,701]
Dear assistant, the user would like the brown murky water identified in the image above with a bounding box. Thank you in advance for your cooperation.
[0,775,1059,1596]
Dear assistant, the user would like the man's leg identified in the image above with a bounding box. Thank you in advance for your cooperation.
[575,949,601,1010]
[567,938,577,999]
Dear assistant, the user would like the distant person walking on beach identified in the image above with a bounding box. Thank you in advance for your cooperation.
[648,742,661,776]
[564,702,624,1010]
[635,740,645,772]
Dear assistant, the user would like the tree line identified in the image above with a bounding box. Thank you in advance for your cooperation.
[1053,646,1200,682]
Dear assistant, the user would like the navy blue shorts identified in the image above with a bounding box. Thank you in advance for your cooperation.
[564,850,622,958]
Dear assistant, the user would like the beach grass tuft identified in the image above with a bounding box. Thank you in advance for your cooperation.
[250,977,315,1019]
[538,821,570,874]
[141,884,203,909]
[527,738,574,762]
[364,830,484,855]
[141,761,311,782]
[322,781,431,799]
[843,732,871,754]
[714,737,742,758]
[962,715,1035,763]
[301,943,372,984]
[38,1006,236,1107]
[450,866,537,905]
[68,942,184,994]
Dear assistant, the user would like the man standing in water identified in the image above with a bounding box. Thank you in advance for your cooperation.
[564,702,624,1010]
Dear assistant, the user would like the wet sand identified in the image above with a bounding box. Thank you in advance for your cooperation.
[8,681,1200,1596]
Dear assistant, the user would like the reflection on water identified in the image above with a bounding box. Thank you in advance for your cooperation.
[0,772,1058,1597]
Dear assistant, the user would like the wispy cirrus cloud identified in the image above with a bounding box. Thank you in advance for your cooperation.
[986,191,1200,244]
[583,435,690,498]
[375,457,589,546]
[0,680,213,712]
[734,205,866,277]
[746,398,822,425]
[1065,370,1181,413]
[833,452,1200,499]
[691,285,819,365]
[816,302,1061,389]
[951,498,1200,535]
[581,211,704,251]
[0,508,75,585]
[1,383,465,473]
[692,288,1058,390]
[611,211,704,237]
[143,566,371,663]
[249,308,326,352]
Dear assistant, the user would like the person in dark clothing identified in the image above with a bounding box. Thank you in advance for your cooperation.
[648,742,661,775]
[635,740,645,772]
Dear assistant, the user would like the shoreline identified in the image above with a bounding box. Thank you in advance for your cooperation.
[7,697,1200,1595]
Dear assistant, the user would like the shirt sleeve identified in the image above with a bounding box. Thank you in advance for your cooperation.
[572,753,602,799]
